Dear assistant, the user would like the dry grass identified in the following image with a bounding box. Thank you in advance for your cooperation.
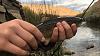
[22,4,80,17]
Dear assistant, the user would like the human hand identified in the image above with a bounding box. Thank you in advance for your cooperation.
[0,19,46,56]
[51,21,77,43]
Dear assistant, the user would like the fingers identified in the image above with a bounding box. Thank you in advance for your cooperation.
[71,23,77,36]
[51,27,58,43]
[3,42,29,55]
[56,22,66,40]
[51,21,76,42]
[11,24,38,49]
[8,34,30,51]
[14,19,45,42]
[62,21,74,39]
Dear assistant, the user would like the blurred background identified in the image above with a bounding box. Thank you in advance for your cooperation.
[16,0,100,56]
[16,0,98,25]
[18,0,97,12]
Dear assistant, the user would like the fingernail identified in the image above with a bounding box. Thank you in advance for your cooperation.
[57,22,61,25]
[57,22,62,26]
[33,46,38,50]
[41,37,46,42]
[62,21,66,24]
[54,27,58,30]
[72,23,76,26]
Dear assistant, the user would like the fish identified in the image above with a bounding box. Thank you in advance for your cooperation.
[29,0,96,52]
[36,16,83,51]
[29,14,100,56]
[36,14,100,51]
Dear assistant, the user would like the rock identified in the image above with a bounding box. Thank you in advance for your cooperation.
[62,47,75,55]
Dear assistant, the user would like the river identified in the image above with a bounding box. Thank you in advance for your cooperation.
[63,22,100,56]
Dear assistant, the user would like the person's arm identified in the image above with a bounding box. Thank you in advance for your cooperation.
[0,19,77,56]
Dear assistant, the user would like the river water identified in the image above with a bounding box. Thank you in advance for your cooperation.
[63,23,100,56]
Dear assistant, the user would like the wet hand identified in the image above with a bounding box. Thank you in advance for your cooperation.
[0,19,45,56]
[51,21,77,43]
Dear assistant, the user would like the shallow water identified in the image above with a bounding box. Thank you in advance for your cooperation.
[63,23,100,56]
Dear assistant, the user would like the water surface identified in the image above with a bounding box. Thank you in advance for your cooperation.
[64,23,100,56]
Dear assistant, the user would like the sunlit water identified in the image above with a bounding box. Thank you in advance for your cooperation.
[63,23,100,56]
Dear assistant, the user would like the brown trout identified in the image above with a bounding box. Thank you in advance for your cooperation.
[36,16,83,51]
[28,16,83,56]
[29,14,100,56]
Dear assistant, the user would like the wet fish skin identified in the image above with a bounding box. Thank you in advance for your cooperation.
[37,17,83,37]
[36,16,83,51]
[37,17,83,28]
